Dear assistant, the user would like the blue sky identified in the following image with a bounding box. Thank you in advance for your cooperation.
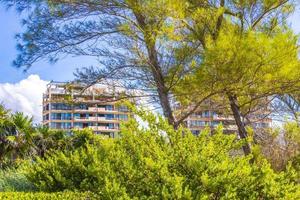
[0,7,99,83]
[0,6,299,84]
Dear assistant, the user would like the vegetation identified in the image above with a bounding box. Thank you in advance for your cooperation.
[0,103,300,199]
[0,0,300,198]
[175,27,300,155]
[1,0,299,158]
[0,167,35,192]
[0,192,98,200]
[21,108,300,199]
[0,104,102,169]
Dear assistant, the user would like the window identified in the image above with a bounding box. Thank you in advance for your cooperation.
[43,104,50,111]
[212,111,218,118]
[202,111,210,118]
[62,122,72,129]
[106,114,114,120]
[98,123,108,126]
[73,113,80,119]
[51,113,59,120]
[50,122,71,129]
[51,113,72,120]
[51,103,72,110]
[118,105,128,112]
[74,104,88,110]
[190,120,205,127]
[212,121,220,127]
[61,113,72,120]
[254,123,269,128]
[108,123,114,129]
[74,122,83,128]
[43,114,49,121]
[118,114,128,120]
[106,105,113,111]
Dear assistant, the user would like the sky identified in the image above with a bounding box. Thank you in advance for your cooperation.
[0,5,299,122]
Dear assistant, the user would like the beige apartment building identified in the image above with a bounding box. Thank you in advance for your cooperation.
[173,100,272,135]
[42,81,130,138]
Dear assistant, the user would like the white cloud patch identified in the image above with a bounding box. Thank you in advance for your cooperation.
[0,75,48,123]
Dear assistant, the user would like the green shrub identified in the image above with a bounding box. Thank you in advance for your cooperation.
[24,108,300,199]
[0,167,35,192]
[0,192,98,200]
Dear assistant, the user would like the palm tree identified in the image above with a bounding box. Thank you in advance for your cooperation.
[9,112,35,160]
[0,104,15,167]
[0,105,36,167]
[33,126,54,157]
[33,126,67,157]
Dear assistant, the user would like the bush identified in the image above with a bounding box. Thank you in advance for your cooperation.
[0,192,98,200]
[0,167,35,192]
[24,109,300,199]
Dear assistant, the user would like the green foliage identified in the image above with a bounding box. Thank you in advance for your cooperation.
[283,122,300,180]
[0,103,103,169]
[33,126,102,157]
[0,192,98,200]
[67,129,102,150]
[25,108,300,199]
[284,122,300,144]
[0,105,35,168]
[175,27,300,109]
[0,167,35,192]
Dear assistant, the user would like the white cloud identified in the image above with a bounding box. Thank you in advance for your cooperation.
[0,75,48,123]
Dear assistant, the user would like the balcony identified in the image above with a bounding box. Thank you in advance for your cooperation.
[97,107,106,111]
[74,117,98,121]
[86,107,116,113]
[225,125,237,131]
[88,107,98,112]
[213,116,234,121]
[97,117,107,121]
[89,117,98,121]
[97,126,119,131]
[73,125,119,132]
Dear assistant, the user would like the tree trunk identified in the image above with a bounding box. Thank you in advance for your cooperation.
[157,86,176,126]
[148,46,176,126]
[228,94,252,155]
[134,12,176,127]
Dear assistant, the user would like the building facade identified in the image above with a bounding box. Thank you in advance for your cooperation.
[173,100,272,135]
[42,81,130,137]
[43,82,272,137]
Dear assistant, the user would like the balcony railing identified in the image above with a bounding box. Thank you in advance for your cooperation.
[213,116,234,121]
[74,117,98,121]
[88,107,98,112]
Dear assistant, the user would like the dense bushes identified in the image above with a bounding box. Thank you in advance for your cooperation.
[1,104,300,199]
[24,110,300,199]
[0,103,102,170]
[0,167,35,192]
[0,192,98,200]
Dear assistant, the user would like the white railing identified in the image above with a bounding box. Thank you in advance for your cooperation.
[88,107,98,112]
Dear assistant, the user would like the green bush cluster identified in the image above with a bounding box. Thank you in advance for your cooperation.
[0,104,103,169]
[24,109,300,199]
[0,167,35,192]
[0,192,98,200]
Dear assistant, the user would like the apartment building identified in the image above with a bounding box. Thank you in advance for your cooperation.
[42,81,130,138]
[173,100,272,135]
